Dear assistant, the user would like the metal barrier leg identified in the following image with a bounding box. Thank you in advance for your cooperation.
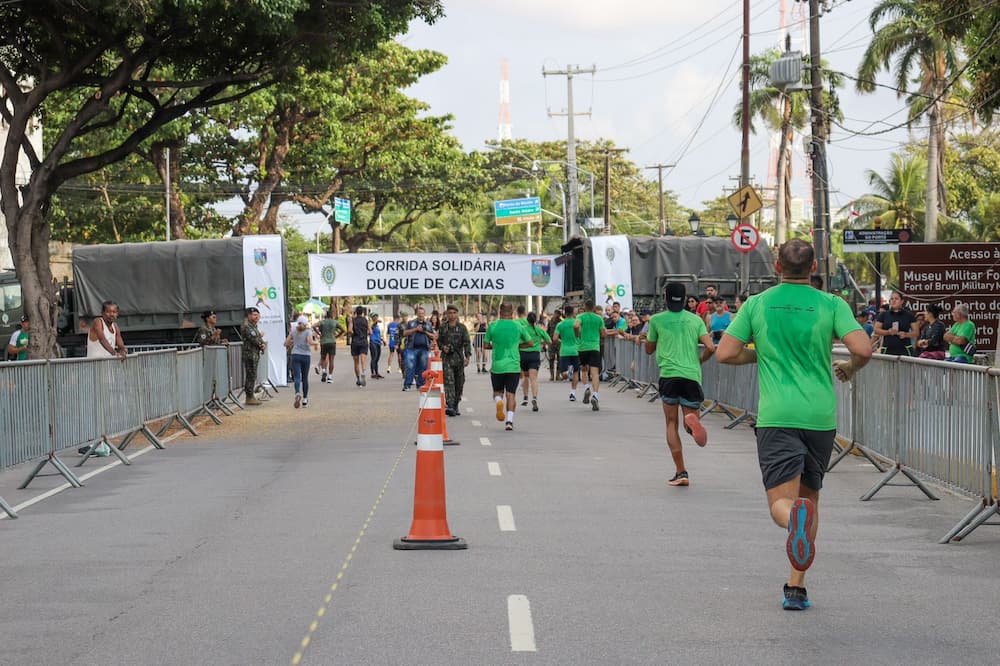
[121,425,165,451]
[828,441,887,473]
[76,436,131,467]
[952,503,999,542]
[208,397,234,416]
[939,499,991,544]
[0,495,16,519]
[20,454,83,489]
[176,413,199,436]
[724,412,755,430]
[223,389,245,410]
[860,463,938,501]
[637,381,655,399]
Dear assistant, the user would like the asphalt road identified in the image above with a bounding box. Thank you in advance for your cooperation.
[1,356,998,665]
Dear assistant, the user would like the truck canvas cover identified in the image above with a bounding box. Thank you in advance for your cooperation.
[73,238,245,319]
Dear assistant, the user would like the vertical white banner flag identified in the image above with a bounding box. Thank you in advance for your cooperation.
[242,235,287,386]
[590,235,634,311]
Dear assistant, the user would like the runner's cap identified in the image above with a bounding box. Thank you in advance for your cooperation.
[666,282,686,312]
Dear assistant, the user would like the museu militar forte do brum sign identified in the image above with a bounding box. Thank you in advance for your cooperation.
[898,242,1000,350]
[308,252,565,297]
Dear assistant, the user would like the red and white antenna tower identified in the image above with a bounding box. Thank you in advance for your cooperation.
[498,59,512,141]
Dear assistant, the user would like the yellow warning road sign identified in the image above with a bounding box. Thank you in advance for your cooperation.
[728,185,763,219]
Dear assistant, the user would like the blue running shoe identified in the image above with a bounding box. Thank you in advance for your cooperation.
[787,498,816,571]
[782,584,810,610]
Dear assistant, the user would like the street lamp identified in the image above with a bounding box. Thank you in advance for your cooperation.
[726,212,739,232]
[688,212,702,236]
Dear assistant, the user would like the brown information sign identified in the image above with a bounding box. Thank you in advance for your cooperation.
[898,243,1000,351]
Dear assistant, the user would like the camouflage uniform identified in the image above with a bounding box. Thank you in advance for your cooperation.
[195,325,222,346]
[438,321,471,412]
[240,319,266,398]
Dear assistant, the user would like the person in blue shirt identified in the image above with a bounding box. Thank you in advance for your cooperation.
[369,313,386,379]
[704,297,732,343]
[402,306,437,390]
[386,315,400,375]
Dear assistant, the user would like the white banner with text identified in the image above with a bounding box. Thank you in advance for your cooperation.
[590,235,634,311]
[308,253,565,296]
[243,235,287,386]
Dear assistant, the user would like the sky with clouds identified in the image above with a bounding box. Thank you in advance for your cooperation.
[399,0,927,221]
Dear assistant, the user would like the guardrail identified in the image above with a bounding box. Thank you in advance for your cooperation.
[602,337,1000,544]
[0,346,241,520]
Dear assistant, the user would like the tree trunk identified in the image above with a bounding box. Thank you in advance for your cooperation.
[8,203,60,358]
[261,191,289,234]
[232,105,297,237]
[924,101,940,243]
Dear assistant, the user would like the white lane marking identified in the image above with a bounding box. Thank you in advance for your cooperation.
[507,595,537,652]
[466,408,475,414]
[0,436,170,520]
[470,420,482,427]
[497,505,516,531]
[488,462,501,476]
[480,437,491,447]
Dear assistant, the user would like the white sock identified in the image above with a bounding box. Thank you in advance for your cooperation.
[569,391,576,397]
[584,383,591,390]
[506,411,514,422]
[592,392,599,400]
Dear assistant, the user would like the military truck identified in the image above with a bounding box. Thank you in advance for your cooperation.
[3,238,288,357]
[560,235,777,311]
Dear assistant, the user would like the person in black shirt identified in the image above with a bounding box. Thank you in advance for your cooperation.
[873,293,917,356]
[915,304,947,359]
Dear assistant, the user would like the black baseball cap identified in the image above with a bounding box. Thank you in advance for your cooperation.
[20,314,29,322]
[665,282,686,312]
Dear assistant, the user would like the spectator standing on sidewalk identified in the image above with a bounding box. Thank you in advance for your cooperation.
[6,315,29,360]
[87,300,127,359]
[645,282,716,487]
[944,304,977,363]
[704,297,732,343]
[240,307,266,405]
[873,293,917,356]
[386,315,400,375]
[717,239,872,611]
[472,313,488,373]
[696,285,728,317]
[439,304,471,416]
[915,304,947,359]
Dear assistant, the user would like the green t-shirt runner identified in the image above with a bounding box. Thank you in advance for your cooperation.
[554,318,579,357]
[947,320,976,361]
[524,323,551,353]
[725,284,862,430]
[646,310,708,383]
[485,319,532,374]
[317,318,340,345]
[576,311,604,352]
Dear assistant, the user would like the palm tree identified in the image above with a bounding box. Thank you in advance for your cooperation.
[857,0,962,243]
[734,48,842,245]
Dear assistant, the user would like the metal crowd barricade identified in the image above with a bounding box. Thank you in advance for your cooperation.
[75,358,135,467]
[827,350,885,471]
[176,348,215,425]
[202,346,234,417]
[0,361,53,517]
[945,367,1000,543]
[118,351,185,451]
[255,352,277,398]
[224,342,245,408]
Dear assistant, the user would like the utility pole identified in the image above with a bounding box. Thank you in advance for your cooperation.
[164,147,171,242]
[645,163,675,236]
[806,0,830,289]
[543,64,595,241]
[602,147,628,235]
[739,0,751,293]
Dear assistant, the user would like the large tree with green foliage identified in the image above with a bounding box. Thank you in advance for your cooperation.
[0,0,440,357]
[857,0,962,243]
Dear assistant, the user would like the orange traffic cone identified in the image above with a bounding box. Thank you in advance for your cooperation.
[428,350,460,446]
[394,385,467,550]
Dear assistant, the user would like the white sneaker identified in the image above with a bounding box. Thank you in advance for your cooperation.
[302,397,309,407]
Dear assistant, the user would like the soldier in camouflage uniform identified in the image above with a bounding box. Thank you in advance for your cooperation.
[240,307,267,405]
[195,310,226,346]
[439,304,471,416]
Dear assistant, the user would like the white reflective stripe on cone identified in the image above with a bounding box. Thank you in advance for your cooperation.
[431,360,443,371]
[420,392,442,410]
[416,433,443,451]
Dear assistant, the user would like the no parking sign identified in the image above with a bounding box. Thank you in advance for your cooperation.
[730,223,760,254]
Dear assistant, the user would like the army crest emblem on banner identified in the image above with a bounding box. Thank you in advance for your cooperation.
[531,258,551,287]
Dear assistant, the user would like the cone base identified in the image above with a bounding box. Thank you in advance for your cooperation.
[393,536,468,550]
[443,439,461,446]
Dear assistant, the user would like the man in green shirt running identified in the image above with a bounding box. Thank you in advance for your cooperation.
[485,302,533,431]
[552,305,581,401]
[645,283,716,487]
[717,239,872,611]
[574,299,607,411]
[314,308,345,383]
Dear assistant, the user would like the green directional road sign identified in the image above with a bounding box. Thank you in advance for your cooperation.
[493,197,542,226]
[334,197,351,225]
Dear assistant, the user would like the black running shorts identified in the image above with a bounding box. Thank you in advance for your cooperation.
[578,349,602,370]
[320,342,336,357]
[558,355,580,373]
[658,377,704,409]
[519,351,541,372]
[491,372,521,394]
[350,343,368,357]
[755,428,836,491]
